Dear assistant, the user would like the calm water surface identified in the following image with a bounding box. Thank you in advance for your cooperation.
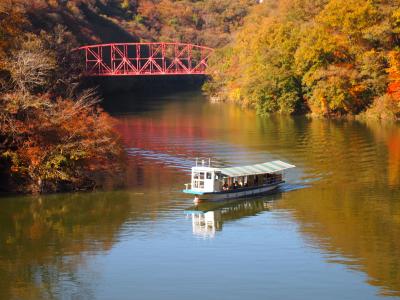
[0,91,399,299]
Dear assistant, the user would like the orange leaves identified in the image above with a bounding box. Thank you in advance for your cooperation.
[0,0,29,56]
[0,91,124,193]
[387,82,400,101]
[387,51,400,102]
[24,146,42,167]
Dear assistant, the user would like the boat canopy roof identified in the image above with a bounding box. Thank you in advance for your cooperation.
[217,160,295,177]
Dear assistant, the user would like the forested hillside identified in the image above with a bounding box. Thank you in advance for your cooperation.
[205,0,400,120]
[23,0,255,48]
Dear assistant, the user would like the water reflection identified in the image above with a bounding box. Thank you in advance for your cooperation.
[114,93,400,296]
[0,187,188,300]
[1,91,399,299]
[0,192,133,299]
[185,193,282,238]
[277,184,400,297]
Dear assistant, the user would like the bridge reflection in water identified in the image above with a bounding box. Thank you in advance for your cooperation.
[185,193,282,238]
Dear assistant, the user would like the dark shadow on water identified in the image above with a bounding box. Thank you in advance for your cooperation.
[87,75,207,115]
[101,89,206,116]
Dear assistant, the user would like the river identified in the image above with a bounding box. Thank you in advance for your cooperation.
[0,91,399,300]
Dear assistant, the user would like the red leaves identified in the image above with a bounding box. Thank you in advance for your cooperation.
[0,92,124,193]
[387,82,400,101]
[387,51,400,102]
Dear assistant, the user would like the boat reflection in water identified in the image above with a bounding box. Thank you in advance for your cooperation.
[184,193,282,238]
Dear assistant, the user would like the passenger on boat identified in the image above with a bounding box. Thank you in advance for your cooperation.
[254,176,259,186]
[233,181,239,189]
[223,183,229,191]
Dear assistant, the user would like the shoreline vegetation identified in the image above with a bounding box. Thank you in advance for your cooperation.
[0,0,399,195]
[204,0,400,121]
[0,0,255,194]
[0,1,126,194]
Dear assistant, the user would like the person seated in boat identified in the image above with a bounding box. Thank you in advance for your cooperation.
[233,181,239,189]
[254,176,259,186]
[223,182,229,191]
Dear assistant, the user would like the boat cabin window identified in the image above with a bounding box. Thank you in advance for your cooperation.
[193,172,205,189]
[194,172,205,180]
[206,172,212,179]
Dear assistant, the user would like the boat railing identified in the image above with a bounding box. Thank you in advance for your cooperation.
[223,177,282,191]
[184,175,282,192]
[265,178,281,184]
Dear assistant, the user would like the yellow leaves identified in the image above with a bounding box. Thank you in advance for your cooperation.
[304,64,365,115]
[208,0,400,117]
[349,84,367,98]
[2,150,21,169]
[228,88,242,104]
[294,24,351,77]
[387,51,400,80]
[120,0,130,10]
[69,150,87,161]
[317,0,379,36]
[364,95,400,120]
[391,8,400,34]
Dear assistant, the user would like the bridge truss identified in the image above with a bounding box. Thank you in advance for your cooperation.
[77,42,214,76]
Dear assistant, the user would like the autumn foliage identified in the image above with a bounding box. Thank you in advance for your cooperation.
[206,0,400,120]
[0,92,123,193]
[0,1,124,193]
[387,51,400,102]
[17,0,255,48]
[0,0,256,194]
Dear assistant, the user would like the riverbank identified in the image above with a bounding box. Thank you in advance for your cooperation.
[207,94,400,122]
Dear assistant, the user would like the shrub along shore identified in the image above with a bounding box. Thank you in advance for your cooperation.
[0,2,124,194]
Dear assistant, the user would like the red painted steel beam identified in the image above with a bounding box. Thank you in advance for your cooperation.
[76,42,214,76]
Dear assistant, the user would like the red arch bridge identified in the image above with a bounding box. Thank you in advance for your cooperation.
[77,42,214,76]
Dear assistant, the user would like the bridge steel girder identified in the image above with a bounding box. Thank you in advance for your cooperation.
[77,42,214,76]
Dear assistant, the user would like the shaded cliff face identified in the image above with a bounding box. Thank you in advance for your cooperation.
[24,0,255,47]
[26,2,138,44]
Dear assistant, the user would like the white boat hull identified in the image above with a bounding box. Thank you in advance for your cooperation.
[194,182,283,202]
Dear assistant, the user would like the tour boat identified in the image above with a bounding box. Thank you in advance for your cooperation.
[183,160,295,203]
